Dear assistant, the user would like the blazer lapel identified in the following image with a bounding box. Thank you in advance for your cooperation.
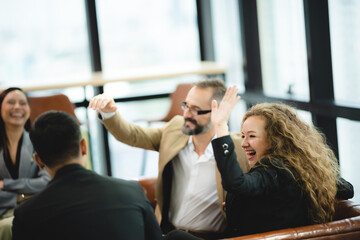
[18,132,35,178]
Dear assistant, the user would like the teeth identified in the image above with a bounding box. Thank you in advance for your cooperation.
[11,113,23,117]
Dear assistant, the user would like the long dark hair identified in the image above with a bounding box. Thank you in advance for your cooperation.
[0,87,31,152]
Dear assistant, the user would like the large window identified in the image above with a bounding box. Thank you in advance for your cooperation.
[257,0,309,100]
[96,0,200,178]
[329,0,360,105]
[337,118,360,203]
[328,0,360,203]
[0,0,91,87]
[211,0,244,89]
[96,0,199,77]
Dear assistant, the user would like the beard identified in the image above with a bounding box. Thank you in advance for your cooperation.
[182,117,212,135]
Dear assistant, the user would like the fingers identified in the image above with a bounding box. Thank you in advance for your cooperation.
[211,99,218,112]
[212,85,240,124]
[88,93,117,113]
[222,85,240,104]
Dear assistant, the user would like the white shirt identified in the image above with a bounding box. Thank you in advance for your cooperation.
[169,136,226,232]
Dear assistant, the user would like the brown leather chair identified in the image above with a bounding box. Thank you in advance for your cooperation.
[139,83,193,123]
[223,201,360,239]
[138,177,360,240]
[28,94,79,124]
[155,83,193,122]
[28,93,92,169]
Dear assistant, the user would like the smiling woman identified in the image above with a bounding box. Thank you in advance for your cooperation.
[240,115,270,167]
[211,87,354,238]
[0,87,50,240]
[1,89,30,130]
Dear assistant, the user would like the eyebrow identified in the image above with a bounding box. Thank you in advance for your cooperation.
[185,102,203,109]
[241,130,257,134]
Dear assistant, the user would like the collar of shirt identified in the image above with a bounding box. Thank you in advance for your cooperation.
[186,135,216,162]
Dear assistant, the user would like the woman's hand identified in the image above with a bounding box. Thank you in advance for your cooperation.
[17,194,31,203]
[211,86,240,137]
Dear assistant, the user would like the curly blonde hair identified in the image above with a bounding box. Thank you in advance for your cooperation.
[242,103,339,224]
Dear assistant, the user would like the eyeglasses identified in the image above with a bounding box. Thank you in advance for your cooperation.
[181,102,211,116]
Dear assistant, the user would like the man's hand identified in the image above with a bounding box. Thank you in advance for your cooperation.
[88,93,118,113]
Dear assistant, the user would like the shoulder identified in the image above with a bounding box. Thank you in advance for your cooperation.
[257,157,283,167]
[163,115,185,134]
[97,174,143,192]
[22,131,33,149]
[167,115,184,127]
[255,158,297,179]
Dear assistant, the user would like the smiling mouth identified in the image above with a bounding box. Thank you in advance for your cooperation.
[247,151,256,156]
[10,113,24,118]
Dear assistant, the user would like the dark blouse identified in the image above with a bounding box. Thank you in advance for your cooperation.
[212,135,310,236]
[3,134,23,179]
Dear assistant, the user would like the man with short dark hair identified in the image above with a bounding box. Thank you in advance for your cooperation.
[89,78,249,239]
[12,111,163,240]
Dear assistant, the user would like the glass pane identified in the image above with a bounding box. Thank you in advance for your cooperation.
[329,0,360,105]
[96,0,200,77]
[96,0,200,178]
[257,0,309,100]
[337,118,360,203]
[0,0,91,88]
[211,0,244,90]
[109,100,170,179]
[229,100,247,133]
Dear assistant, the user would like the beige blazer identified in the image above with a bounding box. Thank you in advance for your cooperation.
[102,112,249,218]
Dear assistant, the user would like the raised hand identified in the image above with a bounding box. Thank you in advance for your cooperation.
[88,93,118,113]
[211,86,240,137]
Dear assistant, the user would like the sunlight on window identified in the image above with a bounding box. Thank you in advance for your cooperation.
[257,0,309,100]
[0,0,91,87]
[329,0,360,105]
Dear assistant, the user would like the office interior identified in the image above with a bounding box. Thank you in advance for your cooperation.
[0,0,359,203]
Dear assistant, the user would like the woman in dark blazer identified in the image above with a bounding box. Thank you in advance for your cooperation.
[210,86,350,237]
[0,87,50,240]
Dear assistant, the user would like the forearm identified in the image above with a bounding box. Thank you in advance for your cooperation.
[212,136,245,191]
[3,169,50,194]
[102,112,162,150]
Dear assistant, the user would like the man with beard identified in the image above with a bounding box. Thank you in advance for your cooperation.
[89,78,249,239]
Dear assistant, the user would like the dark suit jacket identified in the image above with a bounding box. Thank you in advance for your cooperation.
[12,164,163,240]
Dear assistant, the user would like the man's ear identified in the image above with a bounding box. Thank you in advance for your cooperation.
[80,138,87,156]
[33,153,45,169]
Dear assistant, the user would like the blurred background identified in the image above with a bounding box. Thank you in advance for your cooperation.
[0,0,359,202]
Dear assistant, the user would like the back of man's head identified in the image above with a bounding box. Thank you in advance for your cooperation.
[30,111,81,168]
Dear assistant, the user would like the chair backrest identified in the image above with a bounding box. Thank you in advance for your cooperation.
[159,83,193,122]
[334,199,360,220]
[28,94,79,124]
[138,177,157,209]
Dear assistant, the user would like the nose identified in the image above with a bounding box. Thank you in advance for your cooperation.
[241,137,249,148]
[183,107,194,117]
[13,102,21,108]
